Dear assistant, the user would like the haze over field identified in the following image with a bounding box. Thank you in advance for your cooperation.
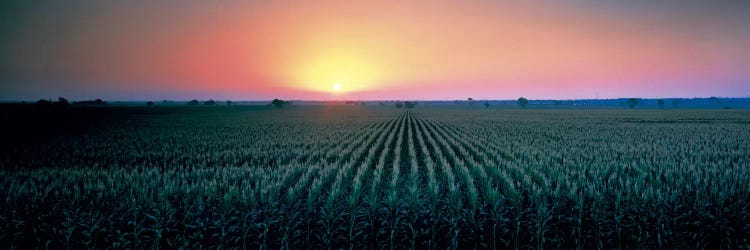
[2,1,750,101]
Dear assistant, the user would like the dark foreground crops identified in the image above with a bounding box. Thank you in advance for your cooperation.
[1,106,749,249]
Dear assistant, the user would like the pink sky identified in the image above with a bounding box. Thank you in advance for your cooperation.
[1,1,749,100]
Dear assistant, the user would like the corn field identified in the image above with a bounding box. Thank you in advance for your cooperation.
[1,107,749,249]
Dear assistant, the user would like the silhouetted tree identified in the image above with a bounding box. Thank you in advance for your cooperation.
[379,102,385,106]
[188,100,199,106]
[657,99,665,109]
[271,99,291,108]
[627,98,639,108]
[709,96,720,104]
[672,99,679,108]
[517,97,529,109]
[204,99,216,105]
[468,98,475,105]
[404,101,417,108]
[56,97,69,109]
[35,99,52,107]
[226,100,232,106]
[395,102,404,108]
[484,102,490,108]
[147,101,154,107]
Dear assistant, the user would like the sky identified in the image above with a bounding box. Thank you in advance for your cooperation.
[1,0,749,101]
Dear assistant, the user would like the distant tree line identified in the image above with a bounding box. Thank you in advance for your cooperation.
[27,96,737,109]
[73,99,106,105]
[452,97,528,109]
[35,98,68,109]
[395,101,418,109]
[185,99,227,106]
[271,99,292,108]
[34,97,109,109]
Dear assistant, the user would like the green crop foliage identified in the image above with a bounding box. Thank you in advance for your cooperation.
[1,107,749,249]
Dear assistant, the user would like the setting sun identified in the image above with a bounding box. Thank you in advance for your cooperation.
[288,43,393,95]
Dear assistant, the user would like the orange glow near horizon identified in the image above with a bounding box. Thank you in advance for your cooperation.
[291,49,384,93]
[1,1,749,100]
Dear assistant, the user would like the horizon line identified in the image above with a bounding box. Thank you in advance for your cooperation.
[2,96,750,103]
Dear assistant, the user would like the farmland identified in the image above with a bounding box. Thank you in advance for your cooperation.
[1,106,749,249]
